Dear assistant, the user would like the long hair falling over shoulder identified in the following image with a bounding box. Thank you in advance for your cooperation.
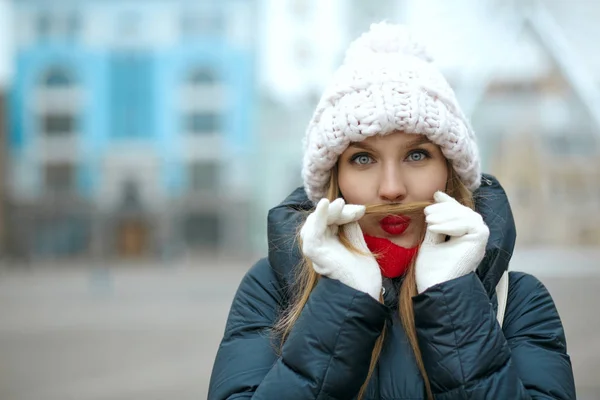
[274,161,474,400]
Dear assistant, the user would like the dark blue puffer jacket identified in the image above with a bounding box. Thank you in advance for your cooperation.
[208,174,576,399]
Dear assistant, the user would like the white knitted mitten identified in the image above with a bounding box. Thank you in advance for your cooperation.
[416,191,490,294]
[300,198,382,300]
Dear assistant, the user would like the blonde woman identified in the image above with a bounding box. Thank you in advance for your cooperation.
[208,23,575,400]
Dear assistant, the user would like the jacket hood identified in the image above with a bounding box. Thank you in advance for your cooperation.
[267,173,516,298]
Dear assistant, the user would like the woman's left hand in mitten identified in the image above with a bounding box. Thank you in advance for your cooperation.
[415,191,490,294]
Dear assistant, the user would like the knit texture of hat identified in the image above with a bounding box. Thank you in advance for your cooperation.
[302,22,481,203]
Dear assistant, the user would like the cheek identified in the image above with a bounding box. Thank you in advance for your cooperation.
[338,166,379,235]
[337,167,375,205]
[409,164,448,200]
[429,173,448,196]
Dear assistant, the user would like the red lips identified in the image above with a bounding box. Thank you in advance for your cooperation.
[379,215,411,235]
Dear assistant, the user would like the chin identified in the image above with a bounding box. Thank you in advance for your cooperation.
[390,235,418,248]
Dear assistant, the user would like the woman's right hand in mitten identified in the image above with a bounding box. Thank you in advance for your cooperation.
[300,198,382,300]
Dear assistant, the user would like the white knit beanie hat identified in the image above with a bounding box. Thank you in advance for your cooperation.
[302,22,481,203]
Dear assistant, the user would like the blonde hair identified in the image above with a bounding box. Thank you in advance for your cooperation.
[275,161,474,400]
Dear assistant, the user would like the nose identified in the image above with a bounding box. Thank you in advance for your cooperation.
[378,166,407,203]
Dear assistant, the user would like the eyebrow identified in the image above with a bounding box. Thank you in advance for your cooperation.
[405,136,432,147]
[348,142,377,152]
[348,135,432,152]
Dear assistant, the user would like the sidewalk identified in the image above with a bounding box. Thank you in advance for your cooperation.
[0,250,598,399]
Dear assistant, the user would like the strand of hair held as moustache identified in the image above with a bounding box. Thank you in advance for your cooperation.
[363,201,432,218]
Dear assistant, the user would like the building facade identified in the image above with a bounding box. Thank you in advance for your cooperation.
[473,4,600,247]
[7,0,257,260]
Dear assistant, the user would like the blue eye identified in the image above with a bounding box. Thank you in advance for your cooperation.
[407,150,429,162]
[351,153,373,165]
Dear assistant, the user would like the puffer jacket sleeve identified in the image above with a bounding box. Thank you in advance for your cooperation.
[208,258,388,400]
[412,271,575,399]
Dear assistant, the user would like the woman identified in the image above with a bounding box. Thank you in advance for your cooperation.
[208,23,575,399]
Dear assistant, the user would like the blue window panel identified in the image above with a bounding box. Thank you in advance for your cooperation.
[180,7,225,38]
[188,68,217,85]
[186,112,220,134]
[8,88,24,149]
[109,52,155,139]
[43,67,75,87]
[36,13,51,38]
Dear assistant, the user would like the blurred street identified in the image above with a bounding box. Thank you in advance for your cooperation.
[0,250,599,400]
[0,257,245,400]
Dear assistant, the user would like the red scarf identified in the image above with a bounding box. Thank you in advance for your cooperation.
[363,235,419,278]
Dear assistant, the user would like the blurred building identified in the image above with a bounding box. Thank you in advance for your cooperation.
[469,3,600,247]
[0,0,14,259]
[7,0,257,260]
[491,131,600,246]
[6,0,598,259]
